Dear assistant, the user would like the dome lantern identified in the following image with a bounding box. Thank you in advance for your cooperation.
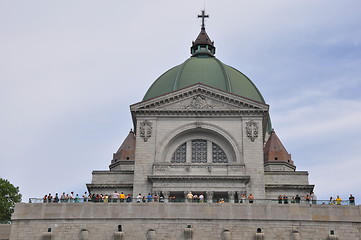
[190,10,216,56]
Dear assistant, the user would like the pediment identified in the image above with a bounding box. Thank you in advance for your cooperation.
[131,84,269,113]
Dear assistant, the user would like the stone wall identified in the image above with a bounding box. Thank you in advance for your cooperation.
[0,224,11,240]
[10,202,361,240]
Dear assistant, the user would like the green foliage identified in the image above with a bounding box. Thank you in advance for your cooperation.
[0,178,22,223]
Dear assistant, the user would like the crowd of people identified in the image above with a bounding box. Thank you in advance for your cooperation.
[42,191,167,203]
[276,192,356,205]
[40,191,356,205]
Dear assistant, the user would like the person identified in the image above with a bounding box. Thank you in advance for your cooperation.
[75,194,80,203]
[53,193,59,203]
[218,198,225,203]
[95,194,101,203]
[310,192,317,204]
[103,194,108,203]
[153,194,158,202]
[112,191,119,203]
[69,192,74,203]
[60,192,66,203]
[278,195,283,204]
[43,195,47,203]
[329,197,334,205]
[283,195,288,204]
[147,193,152,203]
[142,195,146,203]
[240,194,246,203]
[159,192,164,203]
[335,195,342,205]
[187,192,193,202]
[119,192,126,202]
[199,194,204,203]
[136,193,142,203]
[91,194,96,203]
[295,194,301,204]
[349,194,355,205]
[193,194,198,203]
[305,194,310,204]
[47,193,53,203]
[126,194,132,203]
[248,194,254,203]
[82,192,88,202]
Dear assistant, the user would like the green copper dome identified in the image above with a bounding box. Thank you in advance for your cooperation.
[142,11,272,133]
[143,55,265,103]
[143,10,264,103]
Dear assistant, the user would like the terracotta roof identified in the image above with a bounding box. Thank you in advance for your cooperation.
[112,130,135,162]
[192,28,214,48]
[264,130,294,165]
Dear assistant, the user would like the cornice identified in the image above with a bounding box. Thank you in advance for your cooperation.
[131,84,269,113]
[264,171,309,176]
[92,170,134,174]
[148,175,250,183]
[265,184,315,190]
[86,184,133,189]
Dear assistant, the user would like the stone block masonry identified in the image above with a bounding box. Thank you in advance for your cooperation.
[9,202,361,240]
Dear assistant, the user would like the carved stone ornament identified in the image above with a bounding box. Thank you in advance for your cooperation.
[184,95,214,109]
[246,120,259,142]
[140,120,153,142]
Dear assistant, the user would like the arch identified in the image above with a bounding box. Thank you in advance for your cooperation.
[156,122,242,164]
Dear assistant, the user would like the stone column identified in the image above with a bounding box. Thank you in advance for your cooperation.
[228,191,235,203]
[206,191,214,203]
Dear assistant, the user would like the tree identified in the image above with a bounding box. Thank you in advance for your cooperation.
[0,178,22,223]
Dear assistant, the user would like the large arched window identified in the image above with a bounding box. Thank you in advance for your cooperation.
[171,139,228,163]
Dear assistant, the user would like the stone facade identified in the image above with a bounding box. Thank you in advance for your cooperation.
[9,202,361,240]
[87,84,313,201]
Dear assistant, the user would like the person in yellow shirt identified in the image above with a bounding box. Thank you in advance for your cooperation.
[119,192,126,202]
[335,195,342,205]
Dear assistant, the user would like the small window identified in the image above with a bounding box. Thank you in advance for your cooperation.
[275,157,278,160]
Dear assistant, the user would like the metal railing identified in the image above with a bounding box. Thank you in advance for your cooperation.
[28,197,354,205]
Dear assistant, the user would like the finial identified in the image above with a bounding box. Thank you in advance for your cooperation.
[198,10,209,30]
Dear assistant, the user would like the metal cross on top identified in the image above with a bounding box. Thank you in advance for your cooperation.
[198,10,209,29]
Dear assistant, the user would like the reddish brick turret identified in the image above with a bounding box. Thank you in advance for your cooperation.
[264,130,295,171]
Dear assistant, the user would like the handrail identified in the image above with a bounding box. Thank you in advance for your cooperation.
[28,197,354,205]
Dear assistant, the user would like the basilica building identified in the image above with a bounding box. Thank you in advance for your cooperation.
[86,11,314,202]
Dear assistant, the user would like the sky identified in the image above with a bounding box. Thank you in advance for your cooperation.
[1,0,360,203]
